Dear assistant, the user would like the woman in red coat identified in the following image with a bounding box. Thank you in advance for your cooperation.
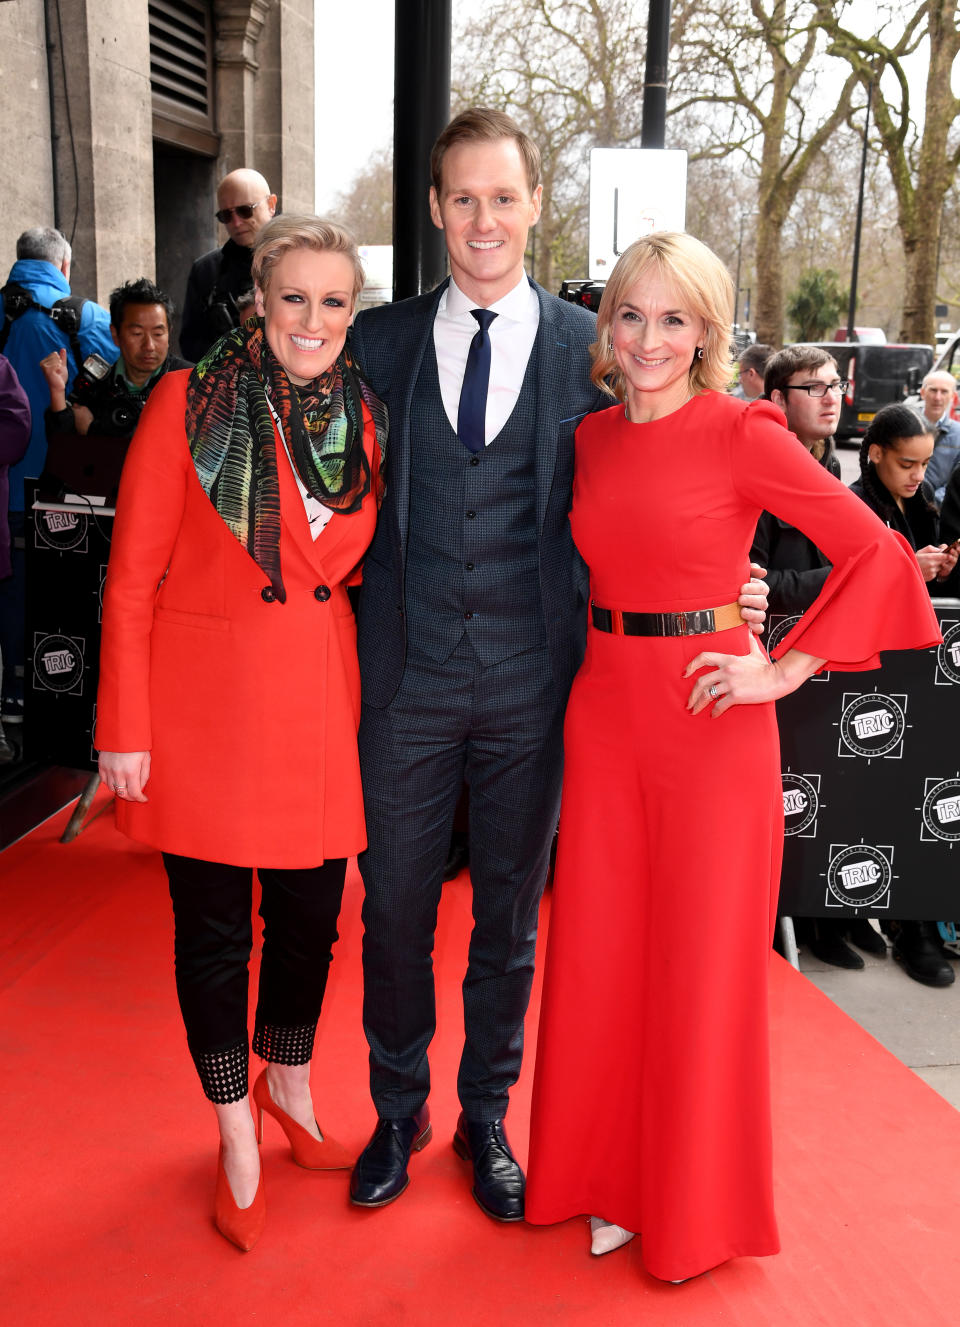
[97,216,386,1250]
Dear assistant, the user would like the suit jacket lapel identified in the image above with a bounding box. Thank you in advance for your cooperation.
[532,282,569,538]
[393,282,448,552]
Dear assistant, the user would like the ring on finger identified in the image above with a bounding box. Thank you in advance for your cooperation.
[708,684,720,699]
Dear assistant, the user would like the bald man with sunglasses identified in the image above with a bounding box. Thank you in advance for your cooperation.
[180,168,277,361]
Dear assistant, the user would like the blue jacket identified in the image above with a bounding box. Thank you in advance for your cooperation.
[1,259,117,510]
[923,411,960,505]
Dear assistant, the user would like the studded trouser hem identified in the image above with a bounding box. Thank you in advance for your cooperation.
[194,1038,250,1105]
[252,1020,317,1067]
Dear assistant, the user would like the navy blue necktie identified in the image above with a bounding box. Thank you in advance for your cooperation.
[457,308,498,453]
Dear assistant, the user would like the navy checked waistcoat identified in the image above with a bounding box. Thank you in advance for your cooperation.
[404,342,547,666]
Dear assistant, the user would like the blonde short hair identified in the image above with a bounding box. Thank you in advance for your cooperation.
[252,215,365,304]
[591,231,734,400]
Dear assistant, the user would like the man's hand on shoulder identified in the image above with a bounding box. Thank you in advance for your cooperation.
[738,562,769,635]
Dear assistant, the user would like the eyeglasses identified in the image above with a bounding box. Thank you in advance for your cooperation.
[781,380,849,398]
[215,197,269,224]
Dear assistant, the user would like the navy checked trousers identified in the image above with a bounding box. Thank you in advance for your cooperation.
[357,635,566,1121]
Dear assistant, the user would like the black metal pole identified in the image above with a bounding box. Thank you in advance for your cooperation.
[641,0,672,149]
[393,0,451,300]
[734,213,745,331]
[846,79,873,343]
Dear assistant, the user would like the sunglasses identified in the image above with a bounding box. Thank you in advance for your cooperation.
[215,197,269,224]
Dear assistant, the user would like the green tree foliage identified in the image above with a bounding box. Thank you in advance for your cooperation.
[786,269,849,340]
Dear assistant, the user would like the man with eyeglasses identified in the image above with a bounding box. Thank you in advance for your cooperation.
[179,168,277,362]
[750,345,885,969]
[752,345,846,627]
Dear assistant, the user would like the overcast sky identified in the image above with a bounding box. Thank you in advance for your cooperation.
[313,2,941,216]
[315,1,395,214]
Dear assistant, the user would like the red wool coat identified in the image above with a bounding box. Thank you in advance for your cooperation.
[96,370,381,867]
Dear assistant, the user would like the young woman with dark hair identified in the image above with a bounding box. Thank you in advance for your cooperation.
[848,403,958,988]
[852,403,958,590]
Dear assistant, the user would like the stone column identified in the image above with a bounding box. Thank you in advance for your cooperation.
[0,1,55,272]
[254,0,315,215]
[44,0,155,305]
[213,0,271,175]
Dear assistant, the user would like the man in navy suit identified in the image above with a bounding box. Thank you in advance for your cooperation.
[349,108,762,1221]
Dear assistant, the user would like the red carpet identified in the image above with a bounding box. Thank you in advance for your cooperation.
[2,797,959,1324]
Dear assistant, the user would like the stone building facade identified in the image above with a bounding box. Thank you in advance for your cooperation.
[0,0,315,339]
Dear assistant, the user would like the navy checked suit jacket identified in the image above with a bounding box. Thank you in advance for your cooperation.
[351,278,604,709]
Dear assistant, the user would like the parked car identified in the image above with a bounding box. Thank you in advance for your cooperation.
[794,341,934,441]
[833,326,887,344]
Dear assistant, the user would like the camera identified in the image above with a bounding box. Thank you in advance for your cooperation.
[72,352,113,394]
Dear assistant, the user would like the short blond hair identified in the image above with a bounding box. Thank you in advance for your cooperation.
[591,231,734,400]
[252,215,365,304]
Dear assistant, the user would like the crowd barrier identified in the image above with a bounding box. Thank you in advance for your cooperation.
[22,497,960,923]
[775,603,960,918]
[25,482,108,772]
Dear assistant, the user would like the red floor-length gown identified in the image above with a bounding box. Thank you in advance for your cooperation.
[525,393,940,1282]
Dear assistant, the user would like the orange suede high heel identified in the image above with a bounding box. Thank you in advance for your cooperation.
[214,1147,265,1252]
[252,1069,353,1170]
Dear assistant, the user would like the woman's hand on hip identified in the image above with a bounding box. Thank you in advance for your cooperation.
[684,633,825,716]
[98,750,151,802]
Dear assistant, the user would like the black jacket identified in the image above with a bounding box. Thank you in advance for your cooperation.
[939,465,960,546]
[849,473,955,596]
[179,239,254,362]
[750,440,841,615]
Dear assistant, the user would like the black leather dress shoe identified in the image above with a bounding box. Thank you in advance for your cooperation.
[452,1113,524,1222]
[349,1106,432,1207]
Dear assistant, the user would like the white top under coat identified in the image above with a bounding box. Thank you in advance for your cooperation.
[266,392,334,539]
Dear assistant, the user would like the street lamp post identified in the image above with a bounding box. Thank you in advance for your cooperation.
[641,1,672,149]
[845,78,873,344]
[393,0,451,299]
[733,212,755,332]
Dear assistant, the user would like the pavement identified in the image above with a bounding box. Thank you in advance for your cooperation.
[835,438,861,484]
[798,930,960,1111]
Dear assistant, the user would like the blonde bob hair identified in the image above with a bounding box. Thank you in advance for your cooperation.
[591,231,734,400]
[252,215,365,305]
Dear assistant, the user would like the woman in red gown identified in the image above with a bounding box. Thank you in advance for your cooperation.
[524,232,940,1282]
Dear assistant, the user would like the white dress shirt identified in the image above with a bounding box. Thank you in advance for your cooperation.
[433,274,541,446]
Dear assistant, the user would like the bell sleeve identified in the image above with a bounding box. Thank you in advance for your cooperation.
[731,400,941,671]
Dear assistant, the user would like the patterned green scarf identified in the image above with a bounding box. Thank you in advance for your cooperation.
[185,317,387,602]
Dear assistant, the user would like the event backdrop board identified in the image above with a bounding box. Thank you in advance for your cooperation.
[774,601,960,919]
[24,482,111,772]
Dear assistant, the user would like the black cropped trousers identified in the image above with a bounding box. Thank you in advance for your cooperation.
[162,852,347,1105]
